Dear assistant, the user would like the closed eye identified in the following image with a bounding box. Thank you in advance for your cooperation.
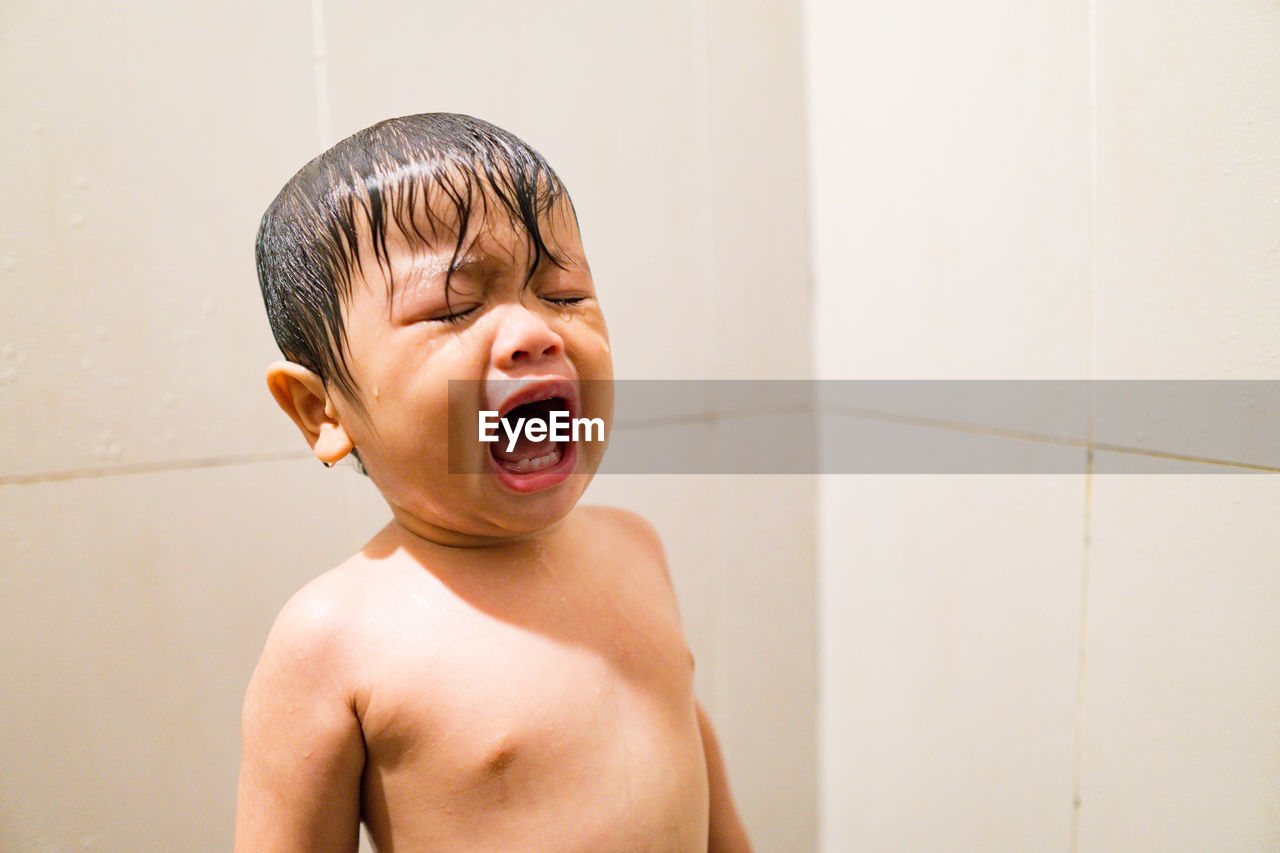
[542,295,588,306]
[428,303,480,324]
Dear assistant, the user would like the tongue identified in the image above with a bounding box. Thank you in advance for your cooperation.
[492,400,562,464]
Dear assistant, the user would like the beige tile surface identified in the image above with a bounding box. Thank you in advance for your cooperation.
[1078,468,1280,850]
[819,474,1085,851]
[700,0,812,380]
[806,0,1092,379]
[0,457,353,851]
[1094,1,1280,378]
[0,0,318,479]
[715,474,817,851]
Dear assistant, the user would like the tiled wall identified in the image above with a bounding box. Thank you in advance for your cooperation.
[0,1,815,850]
[807,1,1280,850]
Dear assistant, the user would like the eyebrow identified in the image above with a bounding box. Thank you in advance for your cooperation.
[388,238,573,307]
[388,251,481,299]
[409,251,482,279]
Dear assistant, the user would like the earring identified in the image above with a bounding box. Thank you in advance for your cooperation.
[323,460,335,469]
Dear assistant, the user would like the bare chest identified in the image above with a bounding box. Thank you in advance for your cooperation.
[355,571,708,851]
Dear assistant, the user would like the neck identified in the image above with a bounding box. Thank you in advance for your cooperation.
[386,504,565,551]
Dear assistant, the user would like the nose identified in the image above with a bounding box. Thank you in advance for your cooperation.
[490,303,565,370]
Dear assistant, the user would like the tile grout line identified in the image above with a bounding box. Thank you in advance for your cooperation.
[1070,448,1095,851]
[0,450,313,486]
[1071,0,1101,848]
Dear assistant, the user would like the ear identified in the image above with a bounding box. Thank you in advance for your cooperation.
[266,361,354,466]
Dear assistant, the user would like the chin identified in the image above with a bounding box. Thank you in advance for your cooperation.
[490,474,592,534]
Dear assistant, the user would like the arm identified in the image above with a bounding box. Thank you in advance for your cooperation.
[234,590,366,853]
[698,703,752,853]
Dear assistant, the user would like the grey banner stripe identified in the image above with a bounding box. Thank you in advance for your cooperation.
[450,381,1280,474]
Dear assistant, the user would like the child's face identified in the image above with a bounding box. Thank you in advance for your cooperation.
[330,194,613,545]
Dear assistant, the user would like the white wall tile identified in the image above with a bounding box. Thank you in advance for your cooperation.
[715,474,817,851]
[0,458,353,850]
[0,0,318,479]
[1079,468,1280,850]
[701,0,812,380]
[807,3,1095,849]
[819,475,1084,851]
[1094,1,1280,378]
[806,0,1092,379]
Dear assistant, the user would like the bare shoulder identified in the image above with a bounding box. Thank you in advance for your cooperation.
[246,558,382,713]
[577,505,665,556]
[575,505,675,590]
[266,564,367,657]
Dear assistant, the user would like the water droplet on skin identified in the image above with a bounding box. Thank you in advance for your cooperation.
[31,122,44,135]
[94,325,108,339]
[2,258,14,271]
[76,176,90,190]
[69,213,86,229]
[0,344,14,359]
[201,299,214,316]
[373,385,379,400]
[160,393,175,409]
[108,446,122,461]
[80,356,93,370]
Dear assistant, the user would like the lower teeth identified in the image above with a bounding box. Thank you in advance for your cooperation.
[510,446,561,473]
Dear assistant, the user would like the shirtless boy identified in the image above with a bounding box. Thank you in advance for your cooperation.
[235,113,752,852]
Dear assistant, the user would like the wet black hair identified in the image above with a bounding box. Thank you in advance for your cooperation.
[255,113,573,407]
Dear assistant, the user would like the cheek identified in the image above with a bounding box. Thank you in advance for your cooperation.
[575,330,614,436]
[573,316,613,377]
[597,335,613,370]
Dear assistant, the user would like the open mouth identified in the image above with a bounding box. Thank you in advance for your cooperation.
[490,396,570,473]
[484,378,582,492]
